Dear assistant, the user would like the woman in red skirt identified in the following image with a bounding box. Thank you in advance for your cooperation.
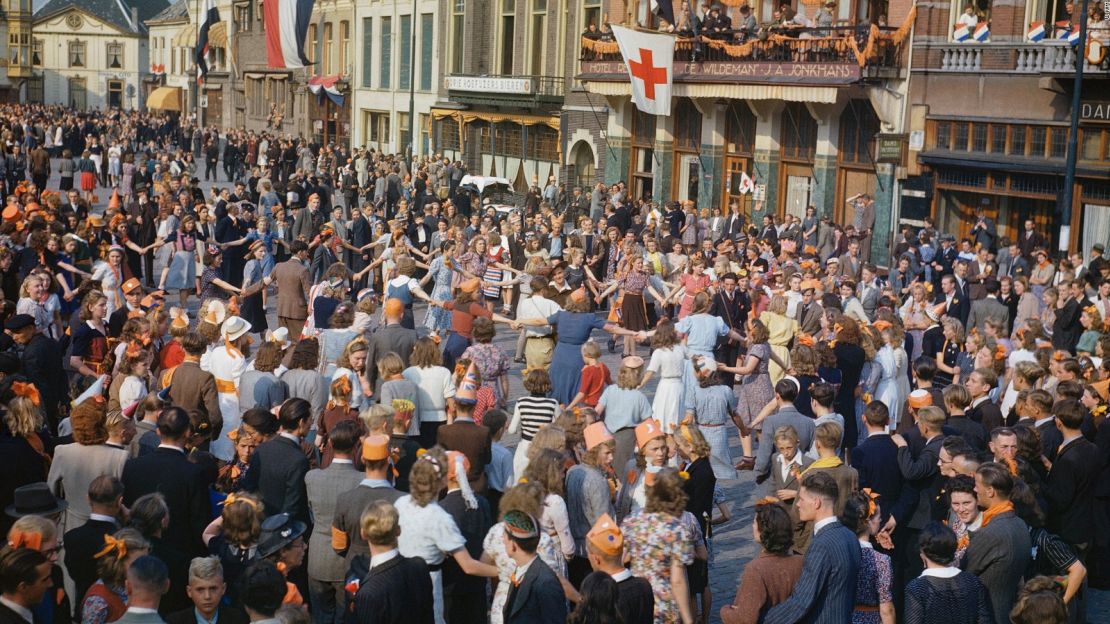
[597,255,666,358]
[78,149,98,203]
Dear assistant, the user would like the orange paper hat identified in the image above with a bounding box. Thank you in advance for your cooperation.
[926,302,946,322]
[908,389,933,409]
[121,278,142,295]
[109,190,121,210]
[634,419,664,450]
[583,422,614,451]
[586,513,623,556]
[570,287,589,303]
[362,434,391,461]
[455,362,480,405]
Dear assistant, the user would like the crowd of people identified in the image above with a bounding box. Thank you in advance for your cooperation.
[0,100,1108,624]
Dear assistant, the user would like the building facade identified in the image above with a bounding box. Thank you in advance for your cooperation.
[2,0,35,103]
[144,0,190,114]
[908,0,1110,256]
[31,0,169,110]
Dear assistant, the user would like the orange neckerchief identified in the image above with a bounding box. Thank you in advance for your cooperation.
[978,501,1014,529]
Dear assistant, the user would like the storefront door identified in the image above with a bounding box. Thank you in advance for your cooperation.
[780,163,813,221]
[722,156,752,216]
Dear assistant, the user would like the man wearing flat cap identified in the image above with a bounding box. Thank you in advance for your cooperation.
[7,314,66,430]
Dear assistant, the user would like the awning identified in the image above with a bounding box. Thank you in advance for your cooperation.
[147,86,182,111]
[209,22,227,48]
[173,24,196,47]
[583,80,840,103]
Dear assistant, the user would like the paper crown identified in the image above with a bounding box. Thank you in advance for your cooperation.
[455,363,480,405]
[583,422,614,451]
[586,513,623,556]
[908,389,933,409]
[635,419,664,450]
[121,278,142,295]
[362,434,390,461]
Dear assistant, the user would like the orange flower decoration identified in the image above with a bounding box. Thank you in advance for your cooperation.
[862,487,880,518]
[755,496,782,507]
[994,344,1008,361]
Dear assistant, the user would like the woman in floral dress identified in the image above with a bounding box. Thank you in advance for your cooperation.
[673,256,713,319]
[461,317,511,407]
[841,490,895,624]
[718,319,774,469]
[482,482,567,624]
[621,468,697,624]
[422,239,457,335]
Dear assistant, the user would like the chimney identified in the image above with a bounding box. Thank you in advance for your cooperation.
[132,7,140,32]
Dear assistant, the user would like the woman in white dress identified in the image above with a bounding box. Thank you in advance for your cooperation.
[874,319,910,430]
[481,481,572,624]
[396,449,498,624]
[637,321,687,434]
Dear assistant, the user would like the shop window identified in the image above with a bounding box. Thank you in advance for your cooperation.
[1030,127,1046,158]
[725,101,755,156]
[839,100,880,165]
[1010,126,1026,156]
[972,124,987,152]
[1050,128,1067,159]
[781,103,816,162]
[935,121,951,150]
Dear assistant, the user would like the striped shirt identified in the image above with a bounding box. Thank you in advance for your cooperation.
[511,396,560,441]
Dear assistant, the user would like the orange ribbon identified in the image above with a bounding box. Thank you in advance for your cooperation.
[223,493,260,511]
[12,381,40,407]
[862,487,880,518]
[94,535,127,560]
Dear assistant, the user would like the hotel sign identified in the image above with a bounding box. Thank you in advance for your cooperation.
[1081,100,1110,124]
[445,75,534,94]
[580,60,861,85]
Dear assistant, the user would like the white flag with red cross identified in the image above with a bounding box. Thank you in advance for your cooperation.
[611,25,675,117]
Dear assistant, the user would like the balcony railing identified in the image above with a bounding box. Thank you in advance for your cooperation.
[579,24,909,85]
[917,41,1110,74]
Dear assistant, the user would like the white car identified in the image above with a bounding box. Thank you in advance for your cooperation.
[458,175,518,215]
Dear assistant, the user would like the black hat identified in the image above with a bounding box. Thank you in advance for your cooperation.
[4,314,35,331]
[5,482,68,518]
[257,513,306,558]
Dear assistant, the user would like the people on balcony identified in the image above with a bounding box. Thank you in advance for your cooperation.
[957,4,979,30]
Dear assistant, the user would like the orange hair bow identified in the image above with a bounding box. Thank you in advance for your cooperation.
[834,323,845,335]
[994,345,1008,361]
[968,327,979,337]
[1053,351,1067,362]
[430,334,442,345]
[796,333,815,347]
[862,487,880,519]
[94,535,127,560]
[333,375,352,397]
[1084,305,1098,316]
[755,496,782,507]
[678,423,695,445]
[12,381,40,407]
[223,493,260,511]
[7,529,42,551]
[125,340,142,359]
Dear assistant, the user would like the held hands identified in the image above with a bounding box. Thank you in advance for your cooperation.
[890,434,907,448]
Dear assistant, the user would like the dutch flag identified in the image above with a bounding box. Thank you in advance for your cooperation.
[954,24,971,42]
[195,0,219,82]
[1027,22,1045,42]
[264,0,317,69]
[1056,21,1073,39]
[1068,27,1081,46]
[973,23,990,42]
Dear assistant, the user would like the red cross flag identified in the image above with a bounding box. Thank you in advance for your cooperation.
[611,25,675,117]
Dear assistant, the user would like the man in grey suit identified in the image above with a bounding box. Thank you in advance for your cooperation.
[856,264,883,321]
[755,379,817,484]
[966,279,1010,336]
[964,462,1031,620]
[849,193,876,262]
[305,422,365,624]
[116,556,169,624]
[764,471,861,624]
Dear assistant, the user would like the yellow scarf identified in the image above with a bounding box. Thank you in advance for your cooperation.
[978,501,1014,529]
[802,455,843,474]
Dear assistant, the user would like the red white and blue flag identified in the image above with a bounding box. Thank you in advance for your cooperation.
[953,24,971,42]
[195,0,219,82]
[308,75,344,106]
[1067,27,1082,46]
[972,23,990,42]
[1027,22,1045,42]
[265,0,316,69]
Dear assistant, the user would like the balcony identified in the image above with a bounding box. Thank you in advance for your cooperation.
[444,74,565,108]
[578,24,909,90]
[915,41,1110,75]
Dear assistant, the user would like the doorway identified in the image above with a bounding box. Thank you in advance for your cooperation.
[68,77,86,109]
[722,156,753,217]
[107,80,123,109]
[571,140,596,189]
[780,163,814,221]
[674,154,700,203]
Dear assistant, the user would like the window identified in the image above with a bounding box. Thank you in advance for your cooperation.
[953,122,969,151]
[935,121,951,150]
[1030,126,1046,157]
[450,0,465,74]
[171,45,177,74]
[674,99,702,151]
[781,103,817,162]
[1082,129,1107,162]
[107,42,123,69]
[1050,128,1067,159]
[235,3,251,31]
[339,21,350,75]
[530,0,547,76]
[1010,126,1026,155]
[31,39,42,66]
[420,14,433,91]
[399,112,411,154]
[362,18,373,87]
[583,0,601,30]
[381,17,392,88]
[107,80,124,108]
[500,0,515,74]
[307,24,317,64]
[630,109,656,202]
[990,125,1006,153]
[399,15,411,90]
[725,101,755,155]
[322,22,333,75]
[364,111,392,146]
[948,0,995,40]
[839,100,880,165]
[26,77,43,103]
[68,41,86,67]
[972,124,987,152]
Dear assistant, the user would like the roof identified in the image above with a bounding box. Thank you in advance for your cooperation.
[146,0,188,24]
[35,0,171,33]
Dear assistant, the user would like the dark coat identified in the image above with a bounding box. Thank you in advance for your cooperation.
[967,400,1004,436]
[963,510,1031,620]
[436,421,492,492]
[165,605,247,624]
[897,434,945,530]
[851,433,913,525]
[1043,436,1101,546]
[353,555,434,624]
[241,434,310,524]
[762,520,861,624]
[21,333,68,428]
[121,447,211,556]
[615,575,655,624]
[503,557,567,624]
[63,517,119,604]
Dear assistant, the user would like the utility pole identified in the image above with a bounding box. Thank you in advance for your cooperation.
[407,0,417,159]
[1059,0,1089,253]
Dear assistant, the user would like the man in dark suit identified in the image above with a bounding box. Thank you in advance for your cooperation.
[8,314,67,431]
[585,514,653,624]
[1017,219,1046,260]
[851,403,911,532]
[966,369,1005,434]
[64,476,123,603]
[764,472,861,624]
[271,241,312,339]
[939,274,970,328]
[166,557,247,624]
[501,510,567,624]
[121,407,211,556]
[331,436,403,566]
[127,191,159,287]
[964,463,1031,620]
[353,500,434,624]
[440,453,493,624]
[970,208,997,253]
[892,406,946,580]
[966,279,1009,336]
[709,272,746,374]
[965,248,997,301]
[1043,399,1100,551]
[1053,279,1086,354]
[365,300,418,396]
[240,399,311,524]
[0,548,53,624]
[437,412,492,493]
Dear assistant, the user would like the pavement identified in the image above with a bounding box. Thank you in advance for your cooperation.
[47,163,1110,623]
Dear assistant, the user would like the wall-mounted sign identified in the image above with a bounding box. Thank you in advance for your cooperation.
[876,133,907,165]
[1081,100,1110,123]
[445,76,534,94]
[579,60,862,85]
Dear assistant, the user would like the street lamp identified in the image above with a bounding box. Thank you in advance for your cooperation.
[1059,0,1090,253]
[407,0,417,159]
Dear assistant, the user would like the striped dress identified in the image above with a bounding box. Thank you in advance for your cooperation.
[509,394,560,478]
[482,246,508,300]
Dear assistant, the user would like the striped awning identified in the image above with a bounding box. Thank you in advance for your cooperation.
[209,22,228,47]
[173,24,196,47]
